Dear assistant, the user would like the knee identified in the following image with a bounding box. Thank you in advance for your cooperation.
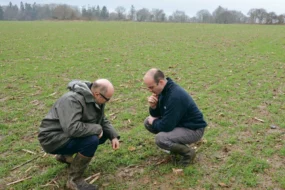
[155,133,167,149]
[89,135,99,145]
[80,135,99,157]
[155,133,172,151]
[85,135,99,149]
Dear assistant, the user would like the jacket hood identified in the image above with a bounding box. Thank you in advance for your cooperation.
[67,80,95,103]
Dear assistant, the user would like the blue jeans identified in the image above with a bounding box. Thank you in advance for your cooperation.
[51,135,108,157]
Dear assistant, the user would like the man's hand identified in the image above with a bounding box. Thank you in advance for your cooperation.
[111,138,120,150]
[147,116,158,125]
[148,94,158,109]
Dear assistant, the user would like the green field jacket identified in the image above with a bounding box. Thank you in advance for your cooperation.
[38,80,119,153]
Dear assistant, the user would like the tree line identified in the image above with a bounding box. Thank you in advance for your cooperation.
[0,2,284,24]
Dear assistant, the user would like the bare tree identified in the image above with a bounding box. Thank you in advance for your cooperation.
[277,14,285,24]
[255,8,267,23]
[128,5,136,21]
[115,6,126,20]
[189,16,198,22]
[216,11,232,23]
[151,8,165,22]
[196,9,212,23]
[109,12,118,20]
[36,4,52,20]
[232,11,247,23]
[212,6,226,22]
[136,8,151,22]
[213,6,246,24]
[212,6,230,23]
[3,2,19,20]
[95,5,100,18]
[171,10,188,22]
[266,12,277,24]
[0,6,3,20]
[248,8,267,24]
[248,9,257,23]
[52,4,79,20]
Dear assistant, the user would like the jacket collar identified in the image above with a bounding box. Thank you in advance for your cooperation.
[161,77,174,96]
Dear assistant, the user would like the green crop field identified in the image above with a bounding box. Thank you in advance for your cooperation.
[0,21,284,189]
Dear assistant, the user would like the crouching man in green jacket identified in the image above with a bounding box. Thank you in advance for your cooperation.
[38,79,120,190]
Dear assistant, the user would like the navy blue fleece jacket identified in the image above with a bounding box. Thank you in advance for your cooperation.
[150,78,207,132]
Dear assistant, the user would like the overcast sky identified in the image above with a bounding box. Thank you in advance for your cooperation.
[1,0,284,16]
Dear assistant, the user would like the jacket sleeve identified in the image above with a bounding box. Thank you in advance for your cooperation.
[57,97,102,138]
[101,115,120,140]
[152,96,186,132]
[149,106,161,117]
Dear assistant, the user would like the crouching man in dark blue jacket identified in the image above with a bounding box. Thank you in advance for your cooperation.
[143,68,207,166]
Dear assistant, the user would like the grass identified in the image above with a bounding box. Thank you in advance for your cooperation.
[0,21,284,189]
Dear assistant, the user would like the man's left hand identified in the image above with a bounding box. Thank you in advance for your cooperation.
[111,138,120,150]
[147,116,157,125]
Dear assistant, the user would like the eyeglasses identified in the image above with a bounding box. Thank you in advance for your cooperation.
[99,93,110,102]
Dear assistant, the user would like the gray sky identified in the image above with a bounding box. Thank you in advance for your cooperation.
[1,0,284,16]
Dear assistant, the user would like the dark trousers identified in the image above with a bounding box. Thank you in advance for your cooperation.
[51,135,108,157]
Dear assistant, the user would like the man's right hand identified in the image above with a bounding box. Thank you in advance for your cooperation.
[147,94,158,109]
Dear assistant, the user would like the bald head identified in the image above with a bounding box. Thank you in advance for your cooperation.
[144,68,165,84]
[91,79,114,97]
[143,68,167,95]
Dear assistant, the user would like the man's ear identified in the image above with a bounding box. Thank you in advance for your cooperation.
[92,91,98,97]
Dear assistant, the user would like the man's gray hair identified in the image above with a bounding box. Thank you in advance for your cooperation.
[91,82,107,94]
